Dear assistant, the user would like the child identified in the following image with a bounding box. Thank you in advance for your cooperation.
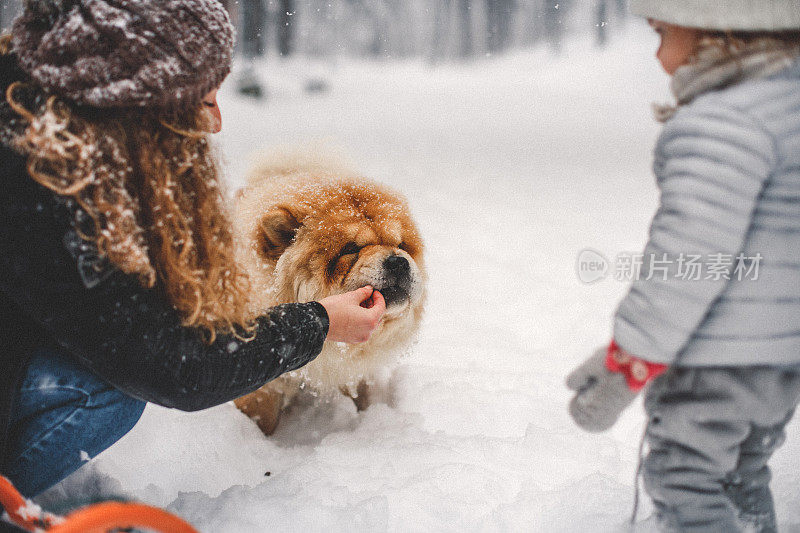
[566,1,800,531]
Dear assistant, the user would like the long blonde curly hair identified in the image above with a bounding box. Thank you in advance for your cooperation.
[1,34,253,342]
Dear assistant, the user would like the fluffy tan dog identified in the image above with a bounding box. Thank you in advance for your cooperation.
[232,151,426,435]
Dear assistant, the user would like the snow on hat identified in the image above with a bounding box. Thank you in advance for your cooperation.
[630,0,800,31]
[10,0,235,109]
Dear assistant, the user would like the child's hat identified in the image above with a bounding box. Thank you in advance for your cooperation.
[10,0,235,109]
[630,0,800,31]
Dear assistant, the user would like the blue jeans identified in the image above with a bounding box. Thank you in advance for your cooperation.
[5,348,146,498]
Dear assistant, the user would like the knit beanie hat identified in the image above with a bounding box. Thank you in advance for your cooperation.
[10,0,235,109]
[630,0,800,31]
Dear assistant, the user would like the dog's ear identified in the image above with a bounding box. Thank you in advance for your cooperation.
[256,206,303,261]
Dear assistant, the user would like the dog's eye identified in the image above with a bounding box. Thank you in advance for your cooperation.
[340,242,361,257]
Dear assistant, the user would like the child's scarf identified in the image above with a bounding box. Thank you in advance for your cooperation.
[654,42,800,122]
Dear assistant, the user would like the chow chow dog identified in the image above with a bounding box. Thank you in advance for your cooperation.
[232,151,426,435]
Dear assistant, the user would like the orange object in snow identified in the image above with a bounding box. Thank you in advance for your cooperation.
[0,475,59,531]
[0,475,199,533]
[47,502,198,533]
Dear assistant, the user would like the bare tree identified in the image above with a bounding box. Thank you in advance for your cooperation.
[240,0,267,59]
[485,0,517,54]
[516,0,544,46]
[277,0,295,56]
[430,0,454,61]
[542,0,571,53]
[237,0,267,98]
[457,0,474,58]
[615,0,627,19]
[595,0,607,47]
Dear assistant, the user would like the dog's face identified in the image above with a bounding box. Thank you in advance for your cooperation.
[254,180,425,319]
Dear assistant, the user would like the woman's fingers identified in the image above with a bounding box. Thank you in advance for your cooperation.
[368,290,386,318]
[318,286,387,344]
[357,286,375,308]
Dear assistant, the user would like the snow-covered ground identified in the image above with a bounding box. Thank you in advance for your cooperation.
[39,23,800,532]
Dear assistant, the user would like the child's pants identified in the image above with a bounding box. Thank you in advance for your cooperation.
[643,366,800,533]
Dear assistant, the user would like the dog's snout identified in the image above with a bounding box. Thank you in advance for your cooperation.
[384,255,410,277]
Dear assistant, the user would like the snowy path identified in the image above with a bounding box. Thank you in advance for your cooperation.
[45,26,800,532]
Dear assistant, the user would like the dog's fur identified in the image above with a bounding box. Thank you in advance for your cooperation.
[232,150,426,435]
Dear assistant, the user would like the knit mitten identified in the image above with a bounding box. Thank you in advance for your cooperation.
[566,343,667,432]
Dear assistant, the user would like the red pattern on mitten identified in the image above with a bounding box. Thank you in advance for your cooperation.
[605,340,667,392]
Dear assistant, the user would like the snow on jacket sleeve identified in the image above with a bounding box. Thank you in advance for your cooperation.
[0,144,329,412]
[613,100,777,365]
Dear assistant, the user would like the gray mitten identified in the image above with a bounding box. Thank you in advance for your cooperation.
[566,347,638,433]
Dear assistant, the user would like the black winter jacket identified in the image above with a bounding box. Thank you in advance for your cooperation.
[0,72,328,473]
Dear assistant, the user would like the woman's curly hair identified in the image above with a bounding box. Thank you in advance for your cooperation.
[1,34,254,342]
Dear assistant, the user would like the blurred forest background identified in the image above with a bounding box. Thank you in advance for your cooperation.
[0,0,629,61]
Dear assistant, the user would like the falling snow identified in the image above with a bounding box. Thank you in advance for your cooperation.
[31,24,800,533]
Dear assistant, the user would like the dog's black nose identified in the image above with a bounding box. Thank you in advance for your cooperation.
[384,255,410,277]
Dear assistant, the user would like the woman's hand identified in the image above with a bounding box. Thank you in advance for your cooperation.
[320,286,386,344]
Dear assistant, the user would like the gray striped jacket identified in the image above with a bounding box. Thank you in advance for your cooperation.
[614,59,800,366]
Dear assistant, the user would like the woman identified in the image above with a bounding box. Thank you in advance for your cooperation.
[0,0,385,499]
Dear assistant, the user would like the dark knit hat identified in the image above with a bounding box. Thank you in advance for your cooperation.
[10,0,235,109]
